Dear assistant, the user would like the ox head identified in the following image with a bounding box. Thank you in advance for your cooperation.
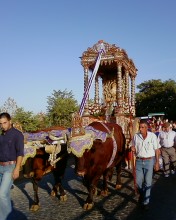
[74,139,102,177]
[67,132,94,177]
[75,154,87,177]
[45,135,66,154]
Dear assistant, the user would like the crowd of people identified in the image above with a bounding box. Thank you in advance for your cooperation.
[147,117,176,175]
[147,117,176,133]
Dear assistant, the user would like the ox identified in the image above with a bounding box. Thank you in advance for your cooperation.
[69,121,126,210]
[22,127,69,211]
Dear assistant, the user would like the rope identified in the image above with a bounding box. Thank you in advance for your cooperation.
[49,153,67,167]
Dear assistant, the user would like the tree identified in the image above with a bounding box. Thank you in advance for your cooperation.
[47,89,79,127]
[35,112,50,130]
[12,108,43,132]
[0,97,18,117]
[135,79,176,120]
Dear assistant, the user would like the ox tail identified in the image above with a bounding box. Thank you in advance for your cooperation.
[128,118,139,195]
[131,151,137,194]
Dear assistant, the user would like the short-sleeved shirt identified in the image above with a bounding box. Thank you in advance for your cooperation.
[132,131,160,158]
[158,130,176,148]
[0,127,24,162]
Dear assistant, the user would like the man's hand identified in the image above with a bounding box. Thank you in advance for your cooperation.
[12,167,20,180]
[130,146,136,153]
[154,161,160,172]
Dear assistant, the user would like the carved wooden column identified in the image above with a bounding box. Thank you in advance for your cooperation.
[116,63,123,115]
[83,66,89,116]
[94,75,99,104]
[131,76,136,116]
[125,70,129,113]
[114,62,125,131]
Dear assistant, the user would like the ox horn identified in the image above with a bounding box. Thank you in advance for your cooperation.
[48,133,65,141]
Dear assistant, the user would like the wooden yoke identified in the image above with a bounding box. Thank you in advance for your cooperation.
[71,112,85,137]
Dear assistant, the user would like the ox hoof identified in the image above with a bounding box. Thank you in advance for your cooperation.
[115,184,122,190]
[77,171,85,177]
[60,194,67,202]
[51,190,57,197]
[93,188,98,196]
[30,204,40,211]
[101,190,109,196]
[83,202,94,210]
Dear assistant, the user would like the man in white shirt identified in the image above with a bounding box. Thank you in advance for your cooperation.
[131,119,160,210]
[158,122,176,177]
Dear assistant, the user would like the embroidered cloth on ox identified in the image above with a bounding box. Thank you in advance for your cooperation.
[23,131,48,141]
[22,144,37,166]
[21,129,68,166]
[23,130,67,141]
[68,126,108,157]
[85,126,108,142]
[49,129,68,138]
[68,133,93,157]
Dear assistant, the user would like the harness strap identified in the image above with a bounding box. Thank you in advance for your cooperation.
[100,122,117,168]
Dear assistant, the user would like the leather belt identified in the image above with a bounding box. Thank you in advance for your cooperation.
[0,161,16,166]
[136,157,153,160]
[162,146,173,149]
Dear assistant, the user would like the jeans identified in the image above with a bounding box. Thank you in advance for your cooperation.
[0,164,15,220]
[136,158,154,205]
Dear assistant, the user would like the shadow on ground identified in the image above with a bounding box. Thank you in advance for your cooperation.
[126,171,176,220]
[12,156,176,220]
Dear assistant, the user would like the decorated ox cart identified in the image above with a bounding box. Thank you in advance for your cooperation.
[20,40,138,210]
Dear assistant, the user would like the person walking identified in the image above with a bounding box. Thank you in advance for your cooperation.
[0,112,24,220]
[158,122,176,177]
[131,119,160,210]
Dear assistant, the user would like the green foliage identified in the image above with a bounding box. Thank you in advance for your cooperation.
[0,89,79,131]
[12,108,41,132]
[46,89,79,127]
[136,79,176,120]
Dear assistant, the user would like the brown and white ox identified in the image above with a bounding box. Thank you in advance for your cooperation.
[22,127,69,211]
[69,121,126,210]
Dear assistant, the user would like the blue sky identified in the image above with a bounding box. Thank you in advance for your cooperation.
[0,0,176,114]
